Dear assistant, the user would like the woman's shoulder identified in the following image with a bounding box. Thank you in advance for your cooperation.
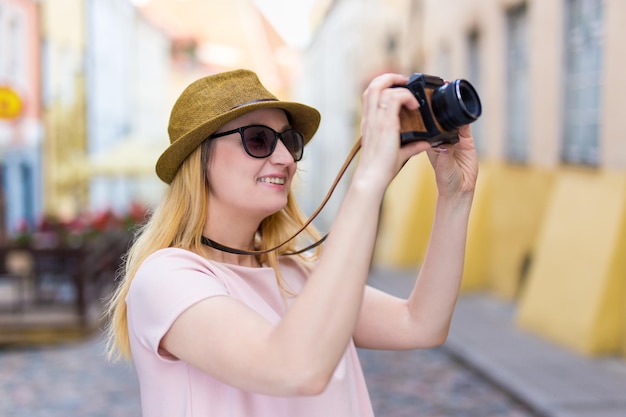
[143,247,205,265]
[130,248,228,297]
[137,248,313,281]
[135,247,220,282]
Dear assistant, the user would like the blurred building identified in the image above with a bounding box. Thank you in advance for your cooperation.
[295,0,418,230]
[135,0,299,106]
[130,0,313,197]
[84,0,170,214]
[0,0,172,237]
[297,0,625,358]
[0,0,43,241]
[39,0,89,221]
[1,0,312,239]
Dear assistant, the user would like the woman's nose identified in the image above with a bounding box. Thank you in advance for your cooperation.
[270,139,295,164]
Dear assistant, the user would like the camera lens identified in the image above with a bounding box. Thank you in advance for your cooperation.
[431,79,482,131]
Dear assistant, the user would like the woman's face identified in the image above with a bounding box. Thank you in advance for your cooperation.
[206,108,298,222]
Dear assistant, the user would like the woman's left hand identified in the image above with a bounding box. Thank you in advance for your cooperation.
[426,124,479,199]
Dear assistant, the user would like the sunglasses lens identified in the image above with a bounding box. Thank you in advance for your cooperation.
[281,130,304,161]
[243,126,274,158]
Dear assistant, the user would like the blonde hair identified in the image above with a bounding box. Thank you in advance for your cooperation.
[105,139,321,361]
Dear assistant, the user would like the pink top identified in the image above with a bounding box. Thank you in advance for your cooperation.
[126,248,375,417]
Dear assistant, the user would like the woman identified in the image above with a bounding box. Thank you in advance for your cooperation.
[106,69,478,417]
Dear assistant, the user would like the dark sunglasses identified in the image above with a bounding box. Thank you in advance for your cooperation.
[209,124,304,161]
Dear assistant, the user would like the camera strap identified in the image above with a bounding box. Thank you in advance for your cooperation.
[201,137,363,256]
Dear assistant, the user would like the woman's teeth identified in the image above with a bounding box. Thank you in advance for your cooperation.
[258,177,285,185]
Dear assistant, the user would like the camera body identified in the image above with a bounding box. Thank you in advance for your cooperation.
[398,73,482,147]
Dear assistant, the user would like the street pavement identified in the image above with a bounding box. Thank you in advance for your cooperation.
[368,267,626,417]
[0,336,141,417]
[4,265,617,417]
[0,333,536,417]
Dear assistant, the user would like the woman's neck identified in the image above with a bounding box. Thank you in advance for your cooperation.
[201,244,262,267]
[202,217,262,267]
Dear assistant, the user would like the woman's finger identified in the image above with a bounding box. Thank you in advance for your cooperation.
[362,73,409,115]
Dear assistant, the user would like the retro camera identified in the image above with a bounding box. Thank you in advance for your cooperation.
[397,73,482,147]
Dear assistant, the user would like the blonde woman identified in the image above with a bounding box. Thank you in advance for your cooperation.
[106,69,478,417]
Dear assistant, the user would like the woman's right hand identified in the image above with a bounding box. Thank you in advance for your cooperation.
[356,73,432,190]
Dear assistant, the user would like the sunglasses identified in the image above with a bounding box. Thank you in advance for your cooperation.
[209,124,304,161]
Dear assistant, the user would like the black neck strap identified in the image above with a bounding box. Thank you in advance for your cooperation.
[200,234,328,256]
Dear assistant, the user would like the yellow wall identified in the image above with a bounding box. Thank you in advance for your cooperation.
[377,162,626,356]
[483,163,554,299]
[376,160,554,297]
[373,152,489,291]
[517,169,626,355]
[375,153,436,268]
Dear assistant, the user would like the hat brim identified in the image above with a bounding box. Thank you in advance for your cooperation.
[155,100,321,184]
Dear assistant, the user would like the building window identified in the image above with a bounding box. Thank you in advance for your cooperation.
[467,29,484,155]
[1,7,25,84]
[562,0,603,165]
[505,3,529,163]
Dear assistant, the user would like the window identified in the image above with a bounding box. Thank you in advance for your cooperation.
[562,0,603,165]
[505,3,529,162]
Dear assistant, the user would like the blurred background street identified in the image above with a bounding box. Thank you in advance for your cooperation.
[2,266,625,416]
[0,335,537,417]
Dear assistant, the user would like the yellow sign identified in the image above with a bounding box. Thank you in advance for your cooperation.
[0,86,23,120]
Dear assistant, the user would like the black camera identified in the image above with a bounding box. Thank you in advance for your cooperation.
[397,73,482,147]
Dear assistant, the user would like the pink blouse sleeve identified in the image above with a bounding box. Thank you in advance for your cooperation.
[126,248,228,359]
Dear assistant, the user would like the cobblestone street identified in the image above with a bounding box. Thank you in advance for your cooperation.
[0,336,141,417]
[0,332,538,417]
[360,347,537,417]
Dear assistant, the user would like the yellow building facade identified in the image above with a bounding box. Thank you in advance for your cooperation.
[40,0,89,218]
[376,0,626,357]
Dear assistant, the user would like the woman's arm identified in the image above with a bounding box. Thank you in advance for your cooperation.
[354,124,479,350]
[161,73,432,396]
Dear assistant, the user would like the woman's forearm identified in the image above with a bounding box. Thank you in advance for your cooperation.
[269,175,387,382]
[405,193,473,343]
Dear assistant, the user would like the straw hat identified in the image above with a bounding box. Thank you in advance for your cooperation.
[156,69,321,184]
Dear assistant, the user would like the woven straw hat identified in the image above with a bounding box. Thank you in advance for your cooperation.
[156,69,321,184]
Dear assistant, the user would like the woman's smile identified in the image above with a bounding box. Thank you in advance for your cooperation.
[257,175,287,186]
